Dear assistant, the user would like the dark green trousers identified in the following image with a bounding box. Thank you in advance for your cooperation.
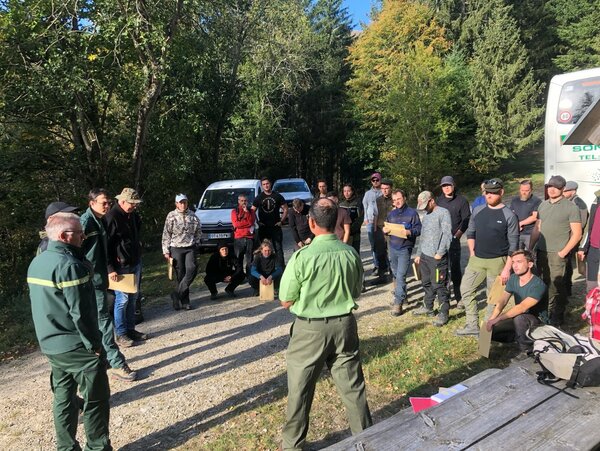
[47,347,111,451]
[537,250,567,325]
[283,314,372,450]
[95,289,126,369]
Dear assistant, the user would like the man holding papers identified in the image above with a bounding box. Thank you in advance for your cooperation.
[382,189,421,316]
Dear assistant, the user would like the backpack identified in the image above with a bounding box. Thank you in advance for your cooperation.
[526,324,600,388]
[582,287,600,340]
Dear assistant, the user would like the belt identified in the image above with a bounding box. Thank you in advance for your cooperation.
[296,313,352,322]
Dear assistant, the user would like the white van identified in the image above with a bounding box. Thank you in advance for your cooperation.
[545,67,600,203]
[195,179,261,251]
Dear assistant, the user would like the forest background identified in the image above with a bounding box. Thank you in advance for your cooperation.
[1,0,599,335]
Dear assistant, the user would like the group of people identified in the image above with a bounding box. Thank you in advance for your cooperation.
[26,172,600,450]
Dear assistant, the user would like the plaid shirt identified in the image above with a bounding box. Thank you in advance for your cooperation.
[162,209,202,254]
[582,287,600,340]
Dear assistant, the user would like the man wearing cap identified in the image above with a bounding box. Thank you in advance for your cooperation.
[563,181,588,296]
[362,172,382,274]
[455,178,519,336]
[436,176,471,305]
[38,201,79,254]
[372,179,394,283]
[530,175,582,326]
[162,194,202,310]
[509,180,542,250]
[578,189,600,292]
[382,189,421,316]
[279,198,371,450]
[28,213,112,450]
[413,191,452,326]
[105,187,147,348]
[81,188,137,381]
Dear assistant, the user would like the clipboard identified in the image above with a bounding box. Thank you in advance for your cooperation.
[577,258,586,277]
[259,282,275,301]
[383,222,407,238]
[108,274,138,294]
[168,257,174,280]
[478,320,492,358]
[486,276,505,305]
[412,261,421,281]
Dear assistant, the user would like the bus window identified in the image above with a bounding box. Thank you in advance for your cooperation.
[557,77,600,124]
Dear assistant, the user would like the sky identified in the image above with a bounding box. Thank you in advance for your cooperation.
[342,0,373,31]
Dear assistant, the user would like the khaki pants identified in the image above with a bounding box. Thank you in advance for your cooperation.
[537,250,567,325]
[460,256,507,328]
[283,314,372,450]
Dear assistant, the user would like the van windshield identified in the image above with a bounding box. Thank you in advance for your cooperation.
[558,77,600,124]
[273,181,308,193]
[200,189,256,210]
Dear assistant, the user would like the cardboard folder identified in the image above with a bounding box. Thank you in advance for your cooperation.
[412,261,421,281]
[260,282,275,301]
[108,274,138,294]
[487,276,505,305]
[383,221,407,238]
[168,257,174,281]
[478,320,492,358]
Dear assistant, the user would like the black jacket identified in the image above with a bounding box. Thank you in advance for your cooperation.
[581,190,600,253]
[105,203,142,272]
[436,193,471,235]
[205,252,241,279]
[288,205,313,243]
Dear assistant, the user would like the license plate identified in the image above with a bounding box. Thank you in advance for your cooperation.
[208,233,230,239]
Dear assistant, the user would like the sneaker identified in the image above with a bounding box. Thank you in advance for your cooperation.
[432,314,448,327]
[225,288,237,298]
[127,329,148,341]
[182,303,193,310]
[454,325,479,336]
[171,292,181,311]
[391,304,403,317]
[116,334,134,348]
[210,292,218,300]
[413,306,435,317]
[455,300,465,310]
[109,364,138,382]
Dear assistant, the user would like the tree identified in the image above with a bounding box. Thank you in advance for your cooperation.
[468,0,544,171]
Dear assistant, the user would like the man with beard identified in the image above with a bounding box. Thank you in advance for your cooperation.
[529,175,582,326]
[486,250,547,360]
[455,179,519,336]
[510,180,542,250]
[315,179,328,199]
[252,177,288,267]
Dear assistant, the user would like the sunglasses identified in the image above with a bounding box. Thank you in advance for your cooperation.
[371,178,380,182]
[483,179,501,186]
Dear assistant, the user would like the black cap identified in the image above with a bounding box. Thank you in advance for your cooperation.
[380,178,393,186]
[45,201,79,220]
[547,175,566,190]
[483,178,503,194]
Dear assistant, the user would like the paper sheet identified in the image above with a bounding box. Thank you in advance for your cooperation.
[409,397,439,413]
[478,320,492,358]
[259,282,275,301]
[383,221,407,238]
[487,276,505,305]
[168,257,174,281]
[412,261,421,281]
[108,274,138,294]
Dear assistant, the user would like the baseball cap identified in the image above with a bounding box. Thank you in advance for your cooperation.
[45,201,79,220]
[564,181,578,191]
[417,191,433,210]
[175,193,188,202]
[380,178,393,186]
[440,176,455,186]
[483,178,504,194]
[370,172,382,181]
[547,175,566,190]
[115,187,142,204]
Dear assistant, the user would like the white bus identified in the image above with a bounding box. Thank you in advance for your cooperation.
[545,67,600,204]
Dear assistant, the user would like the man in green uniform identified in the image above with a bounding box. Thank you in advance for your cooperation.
[81,188,137,382]
[279,198,372,450]
[27,213,112,451]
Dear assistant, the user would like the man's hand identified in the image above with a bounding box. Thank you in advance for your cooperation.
[304,237,312,245]
[163,253,170,260]
[297,242,304,248]
[455,230,463,240]
[382,226,389,234]
[414,256,420,265]
[404,229,411,236]
[267,276,273,285]
[109,271,118,281]
[557,250,567,259]
[578,250,586,261]
[224,275,232,283]
[434,254,442,260]
[500,267,510,284]
[280,300,294,309]
[486,318,499,332]
[275,221,282,227]
[260,276,267,285]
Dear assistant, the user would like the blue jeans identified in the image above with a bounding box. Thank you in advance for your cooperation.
[113,262,142,336]
[366,223,377,269]
[389,246,412,305]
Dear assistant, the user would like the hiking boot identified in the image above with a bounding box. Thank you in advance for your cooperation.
[134,298,144,324]
[432,314,449,327]
[127,329,148,341]
[116,334,134,348]
[253,289,260,297]
[391,304,403,317]
[225,288,237,298]
[413,306,436,317]
[171,292,181,311]
[454,325,479,336]
[210,292,218,300]
[109,364,137,382]
[455,300,465,310]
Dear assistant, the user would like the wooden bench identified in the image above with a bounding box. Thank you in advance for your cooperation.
[325,362,600,450]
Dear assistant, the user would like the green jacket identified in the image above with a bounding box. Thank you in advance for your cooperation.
[27,241,101,355]
[80,207,109,290]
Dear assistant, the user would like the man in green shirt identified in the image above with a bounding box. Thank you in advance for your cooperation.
[27,213,112,451]
[530,175,582,326]
[279,198,372,450]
